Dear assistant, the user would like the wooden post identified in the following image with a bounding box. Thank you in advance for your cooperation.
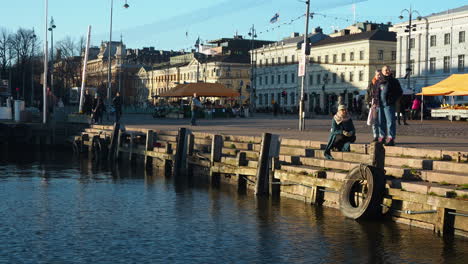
[186,133,195,175]
[129,133,134,161]
[210,134,223,186]
[269,157,280,197]
[236,151,247,192]
[435,208,455,236]
[369,142,385,169]
[255,133,272,196]
[174,127,188,174]
[107,122,120,160]
[310,171,326,205]
[145,130,154,169]
[115,129,123,160]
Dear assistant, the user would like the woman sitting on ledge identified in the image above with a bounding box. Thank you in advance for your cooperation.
[324,105,356,160]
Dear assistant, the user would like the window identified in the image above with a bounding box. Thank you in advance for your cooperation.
[290,93,295,105]
[460,31,466,43]
[332,73,337,83]
[443,56,451,73]
[359,70,364,81]
[265,94,268,105]
[259,59,263,66]
[292,55,295,62]
[429,57,436,73]
[444,33,451,45]
[341,53,346,62]
[283,93,287,105]
[325,55,329,64]
[350,52,355,61]
[278,57,281,64]
[259,94,263,105]
[265,75,268,85]
[410,59,415,75]
[359,50,364,60]
[378,50,384,60]
[340,73,345,82]
[391,51,397,60]
[309,74,313,85]
[317,56,321,63]
[259,76,263,85]
[409,38,415,49]
[333,54,337,63]
[271,58,275,64]
[317,74,321,85]
[291,73,295,83]
[458,55,465,72]
[278,74,281,84]
[430,35,437,47]
[265,59,269,66]
[284,56,288,64]
[271,75,274,84]
[349,72,354,82]
[284,74,288,84]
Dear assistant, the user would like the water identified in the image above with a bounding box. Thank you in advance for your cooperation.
[0,150,467,264]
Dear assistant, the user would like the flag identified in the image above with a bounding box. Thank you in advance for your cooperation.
[270,13,279,24]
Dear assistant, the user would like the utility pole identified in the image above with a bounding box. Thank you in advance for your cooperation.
[299,0,310,131]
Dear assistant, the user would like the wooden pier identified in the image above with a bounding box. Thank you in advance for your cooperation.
[74,124,468,238]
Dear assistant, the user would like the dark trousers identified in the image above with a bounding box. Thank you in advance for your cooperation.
[115,110,122,123]
[332,134,356,151]
[397,110,407,124]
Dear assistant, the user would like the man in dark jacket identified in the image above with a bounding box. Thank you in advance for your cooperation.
[378,65,402,146]
[83,89,93,115]
[112,92,122,123]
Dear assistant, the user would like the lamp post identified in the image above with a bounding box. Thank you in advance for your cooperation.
[248,24,257,115]
[107,0,129,105]
[30,29,37,106]
[299,0,311,131]
[399,6,422,92]
[48,17,56,96]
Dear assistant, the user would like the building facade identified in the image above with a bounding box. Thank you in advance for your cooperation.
[393,5,468,103]
[253,25,396,114]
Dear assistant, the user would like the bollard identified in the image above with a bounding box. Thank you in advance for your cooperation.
[435,208,455,236]
[209,134,223,186]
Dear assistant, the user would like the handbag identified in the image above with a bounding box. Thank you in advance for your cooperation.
[366,99,378,126]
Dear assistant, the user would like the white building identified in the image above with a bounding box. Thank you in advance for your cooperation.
[393,5,468,103]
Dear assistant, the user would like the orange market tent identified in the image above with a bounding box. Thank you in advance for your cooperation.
[159,83,240,97]
[417,74,468,96]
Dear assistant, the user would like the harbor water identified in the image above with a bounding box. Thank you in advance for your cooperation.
[0,150,466,264]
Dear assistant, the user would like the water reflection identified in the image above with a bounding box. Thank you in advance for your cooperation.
[0,150,466,263]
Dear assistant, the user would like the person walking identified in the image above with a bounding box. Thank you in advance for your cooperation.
[324,105,356,160]
[411,96,421,120]
[378,65,402,146]
[92,93,106,124]
[190,93,202,126]
[272,100,279,116]
[112,92,123,123]
[396,95,409,125]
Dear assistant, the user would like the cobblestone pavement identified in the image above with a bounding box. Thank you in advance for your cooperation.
[118,113,468,151]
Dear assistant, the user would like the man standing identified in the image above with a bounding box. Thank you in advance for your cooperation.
[83,89,93,115]
[112,92,122,123]
[190,93,201,126]
[378,65,402,146]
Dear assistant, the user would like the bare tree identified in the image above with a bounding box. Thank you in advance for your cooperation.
[54,36,85,101]
[0,28,13,76]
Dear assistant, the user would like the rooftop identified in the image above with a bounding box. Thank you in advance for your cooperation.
[313,30,396,47]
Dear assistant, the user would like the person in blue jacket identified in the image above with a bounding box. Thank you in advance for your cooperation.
[378,65,402,146]
[324,104,356,160]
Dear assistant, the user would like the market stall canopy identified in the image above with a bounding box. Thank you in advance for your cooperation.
[159,83,240,97]
[417,74,468,96]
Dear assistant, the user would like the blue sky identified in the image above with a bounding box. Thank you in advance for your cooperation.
[2,0,467,51]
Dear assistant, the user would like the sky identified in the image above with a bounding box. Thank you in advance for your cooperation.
[1,0,468,51]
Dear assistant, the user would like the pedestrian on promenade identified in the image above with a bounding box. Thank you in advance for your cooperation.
[92,93,106,124]
[396,95,409,125]
[112,92,122,123]
[411,96,421,120]
[324,105,356,160]
[378,65,402,146]
[366,70,382,142]
[272,100,279,116]
[190,93,202,126]
[83,89,93,116]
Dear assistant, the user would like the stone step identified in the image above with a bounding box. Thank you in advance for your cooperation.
[313,150,370,163]
[385,156,432,170]
[280,139,324,149]
[281,164,349,181]
[399,181,468,197]
[279,146,315,157]
[157,135,177,142]
[299,157,357,171]
[384,146,442,159]
[421,170,468,185]
[384,165,418,179]
[432,161,468,175]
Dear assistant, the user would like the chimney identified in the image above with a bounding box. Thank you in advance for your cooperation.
[314,27,323,34]
[291,32,300,38]
[343,29,351,35]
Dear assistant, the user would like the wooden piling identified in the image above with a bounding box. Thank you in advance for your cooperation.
[236,152,247,192]
[369,142,385,169]
[145,130,154,169]
[210,134,223,186]
[108,123,120,160]
[174,128,188,174]
[255,133,272,196]
[115,129,123,160]
[435,208,455,236]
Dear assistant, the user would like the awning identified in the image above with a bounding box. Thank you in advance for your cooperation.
[418,74,468,96]
[159,83,240,97]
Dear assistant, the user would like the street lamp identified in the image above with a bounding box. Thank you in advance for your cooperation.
[107,0,130,106]
[248,24,257,114]
[399,6,422,91]
[30,29,37,106]
[48,17,56,96]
